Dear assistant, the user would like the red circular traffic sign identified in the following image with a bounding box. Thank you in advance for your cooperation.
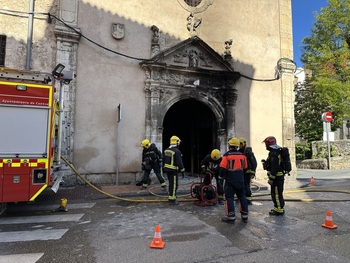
[322,112,333,122]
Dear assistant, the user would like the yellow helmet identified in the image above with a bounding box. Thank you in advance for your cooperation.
[239,137,246,146]
[211,149,221,160]
[170,135,181,145]
[228,137,240,147]
[140,139,151,148]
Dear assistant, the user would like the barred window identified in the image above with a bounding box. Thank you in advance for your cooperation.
[184,0,202,7]
[0,35,6,67]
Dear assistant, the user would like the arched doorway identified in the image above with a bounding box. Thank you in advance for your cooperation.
[163,98,217,175]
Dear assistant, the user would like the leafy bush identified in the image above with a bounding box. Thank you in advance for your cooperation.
[295,142,312,160]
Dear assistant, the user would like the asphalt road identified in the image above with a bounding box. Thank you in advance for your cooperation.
[1,170,350,263]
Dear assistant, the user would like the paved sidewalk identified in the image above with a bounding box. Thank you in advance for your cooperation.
[296,168,350,180]
[35,169,350,204]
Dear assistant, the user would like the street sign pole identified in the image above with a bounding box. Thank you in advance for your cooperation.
[322,112,332,170]
[326,122,331,170]
[116,104,121,185]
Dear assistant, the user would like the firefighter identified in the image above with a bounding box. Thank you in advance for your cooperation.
[163,135,185,205]
[219,137,249,223]
[200,149,224,205]
[139,139,167,190]
[239,137,257,205]
[262,136,285,216]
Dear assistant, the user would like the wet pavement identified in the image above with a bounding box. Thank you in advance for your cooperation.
[36,169,350,205]
[3,169,350,263]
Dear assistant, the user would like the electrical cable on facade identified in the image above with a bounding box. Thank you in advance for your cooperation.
[1,8,296,82]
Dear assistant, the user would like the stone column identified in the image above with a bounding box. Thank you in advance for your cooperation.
[279,0,296,177]
[54,0,81,162]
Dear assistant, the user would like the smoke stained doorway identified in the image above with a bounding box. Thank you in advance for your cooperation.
[162,99,218,175]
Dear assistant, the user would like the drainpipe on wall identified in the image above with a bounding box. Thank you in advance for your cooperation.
[26,0,35,70]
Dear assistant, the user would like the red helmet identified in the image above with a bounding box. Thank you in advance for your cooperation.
[263,136,277,147]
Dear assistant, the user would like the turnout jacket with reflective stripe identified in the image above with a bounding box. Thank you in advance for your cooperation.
[163,145,184,172]
[219,150,248,183]
[266,147,284,179]
[200,154,222,175]
[142,143,162,164]
[240,146,257,175]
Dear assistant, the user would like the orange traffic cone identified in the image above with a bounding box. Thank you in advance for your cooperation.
[322,210,337,229]
[310,176,316,185]
[150,225,165,249]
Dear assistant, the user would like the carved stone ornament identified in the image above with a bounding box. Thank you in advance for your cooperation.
[112,23,125,40]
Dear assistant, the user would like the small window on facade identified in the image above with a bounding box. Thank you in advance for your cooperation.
[184,0,202,7]
[0,35,6,67]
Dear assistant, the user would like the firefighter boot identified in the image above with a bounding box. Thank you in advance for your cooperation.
[269,209,285,216]
[241,213,248,223]
[222,211,236,223]
[221,216,236,224]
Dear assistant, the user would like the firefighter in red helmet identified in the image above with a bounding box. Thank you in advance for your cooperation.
[262,136,285,216]
[219,137,249,223]
[200,149,224,205]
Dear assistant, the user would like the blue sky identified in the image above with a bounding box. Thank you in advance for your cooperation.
[292,0,329,67]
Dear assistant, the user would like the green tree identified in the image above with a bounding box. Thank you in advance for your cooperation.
[294,75,324,141]
[300,0,350,133]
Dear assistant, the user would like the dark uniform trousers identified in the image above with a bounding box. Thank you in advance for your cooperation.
[142,161,166,186]
[271,176,285,212]
[167,170,178,201]
[224,180,248,217]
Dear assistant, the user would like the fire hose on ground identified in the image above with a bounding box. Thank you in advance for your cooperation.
[61,156,350,203]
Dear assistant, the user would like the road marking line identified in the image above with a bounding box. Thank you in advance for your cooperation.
[0,253,44,263]
[0,214,84,224]
[9,203,96,212]
[0,229,68,242]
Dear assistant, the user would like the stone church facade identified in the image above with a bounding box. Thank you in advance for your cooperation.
[1,0,296,184]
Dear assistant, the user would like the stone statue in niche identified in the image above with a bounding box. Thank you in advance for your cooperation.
[151,25,160,45]
[150,25,160,55]
[189,50,199,67]
[224,39,233,59]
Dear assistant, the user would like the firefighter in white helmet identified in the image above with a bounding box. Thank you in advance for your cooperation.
[239,137,257,205]
[219,137,249,223]
[138,139,167,190]
[163,135,185,205]
[200,149,224,205]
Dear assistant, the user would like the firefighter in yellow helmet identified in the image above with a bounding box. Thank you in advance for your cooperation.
[239,137,257,205]
[163,135,185,205]
[200,149,224,205]
[219,137,248,223]
[138,139,167,190]
[262,136,285,216]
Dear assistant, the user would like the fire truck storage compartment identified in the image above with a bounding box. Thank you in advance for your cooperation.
[1,162,31,202]
[0,105,50,202]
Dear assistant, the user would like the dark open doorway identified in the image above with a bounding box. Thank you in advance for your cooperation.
[163,99,218,175]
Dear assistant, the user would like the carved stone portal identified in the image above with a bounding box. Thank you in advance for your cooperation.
[140,36,240,153]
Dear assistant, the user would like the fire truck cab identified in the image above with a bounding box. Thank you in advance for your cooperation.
[0,68,57,205]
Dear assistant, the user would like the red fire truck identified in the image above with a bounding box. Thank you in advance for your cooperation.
[0,67,57,209]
